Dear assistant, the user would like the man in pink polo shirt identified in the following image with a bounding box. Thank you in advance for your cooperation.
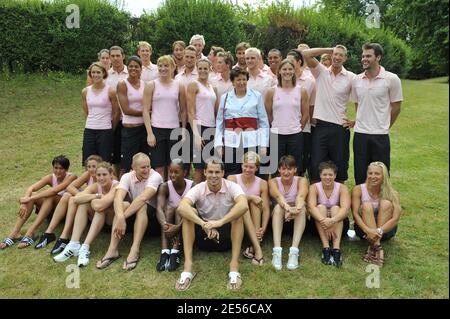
[233,42,250,70]
[351,43,403,184]
[96,153,163,271]
[189,34,207,60]
[302,45,356,183]
[245,47,277,98]
[175,158,248,291]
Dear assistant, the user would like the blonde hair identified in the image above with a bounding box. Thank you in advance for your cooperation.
[132,152,150,166]
[137,41,152,51]
[367,162,399,204]
[95,161,113,174]
[85,155,103,167]
[334,45,348,56]
[245,47,261,58]
[157,55,176,70]
[196,58,212,68]
[242,151,260,168]
[277,59,296,87]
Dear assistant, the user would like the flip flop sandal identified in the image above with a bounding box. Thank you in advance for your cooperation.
[176,271,197,291]
[123,256,140,271]
[227,271,242,290]
[251,256,265,266]
[96,255,121,269]
[242,246,254,259]
[0,236,22,249]
[17,236,36,249]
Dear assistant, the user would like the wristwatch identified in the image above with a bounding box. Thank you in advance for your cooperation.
[376,227,384,236]
[95,193,101,199]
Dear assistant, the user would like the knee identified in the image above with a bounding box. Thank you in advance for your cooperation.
[379,199,393,211]
[62,193,72,202]
[330,205,340,215]
[91,199,103,212]
[361,202,373,214]
[231,216,244,227]
[68,196,76,205]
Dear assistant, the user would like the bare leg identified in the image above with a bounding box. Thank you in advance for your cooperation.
[59,197,78,239]
[229,217,244,273]
[249,201,262,236]
[377,200,394,231]
[291,207,306,249]
[315,205,330,248]
[8,195,43,239]
[126,205,148,262]
[181,218,195,273]
[45,193,71,233]
[97,203,128,263]
[272,204,284,248]
[242,210,263,260]
[70,203,91,242]
[330,206,343,249]
[84,210,109,246]
[23,196,59,238]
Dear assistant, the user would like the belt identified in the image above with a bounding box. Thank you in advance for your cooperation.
[225,117,257,130]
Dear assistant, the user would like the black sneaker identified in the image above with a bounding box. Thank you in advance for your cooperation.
[167,252,181,272]
[51,238,69,255]
[332,249,342,268]
[35,233,56,249]
[321,247,332,265]
[156,252,170,272]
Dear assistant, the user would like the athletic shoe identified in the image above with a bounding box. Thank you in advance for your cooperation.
[35,232,56,249]
[332,249,342,268]
[167,252,181,272]
[271,248,282,270]
[51,238,69,255]
[53,242,80,263]
[321,247,332,265]
[77,244,90,267]
[156,252,170,272]
[287,247,299,270]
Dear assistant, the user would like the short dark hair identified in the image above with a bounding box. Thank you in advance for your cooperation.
[217,51,235,70]
[318,161,338,174]
[362,42,384,58]
[204,157,224,171]
[278,155,296,169]
[52,155,70,170]
[287,49,304,67]
[210,46,225,56]
[127,55,142,67]
[230,67,249,81]
[109,46,124,56]
[268,48,282,57]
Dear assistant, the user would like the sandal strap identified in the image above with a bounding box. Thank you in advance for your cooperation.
[228,271,241,284]
[3,237,14,246]
[20,236,34,245]
[179,272,193,285]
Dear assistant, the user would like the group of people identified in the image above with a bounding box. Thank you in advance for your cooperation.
[1,34,403,291]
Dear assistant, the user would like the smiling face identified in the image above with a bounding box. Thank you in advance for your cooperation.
[173,44,185,61]
[279,62,295,82]
[245,51,259,71]
[86,160,99,177]
[332,47,347,68]
[184,49,197,69]
[278,165,296,182]
[99,52,111,70]
[232,73,248,92]
[96,167,113,188]
[157,59,174,79]
[367,165,383,187]
[52,163,67,179]
[89,65,105,84]
[138,45,152,63]
[268,52,282,70]
[361,48,380,71]
[320,168,336,186]
[204,163,224,189]
[241,162,258,177]
[197,61,210,80]
[236,49,246,66]
[127,60,141,78]
[133,158,150,180]
[191,39,204,57]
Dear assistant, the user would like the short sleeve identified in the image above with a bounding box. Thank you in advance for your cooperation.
[389,75,403,103]
[146,171,163,191]
[117,173,131,192]
[184,183,202,205]
[228,181,245,200]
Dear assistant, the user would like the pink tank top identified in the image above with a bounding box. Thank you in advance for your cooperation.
[315,182,341,209]
[122,79,144,125]
[167,179,193,208]
[151,79,180,129]
[194,80,216,127]
[276,176,299,204]
[236,174,261,197]
[87,176,95,186]
[97,180,119,194]
[52,173,73,196]
[271,86,303,135]
[85,85,113,130]
[361,183,380,209]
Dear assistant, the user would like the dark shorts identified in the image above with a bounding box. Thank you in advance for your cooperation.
[194,222,232,252]
[300,131,312,177]
[149,126,179,168]
[353,132,390,185]
[82,128,113,164]
[125,204,161,236]
[121,125,150,171]
[354,207,398,241]
[311,120,350,182]
[191,125,215,169]
[272,132,304,175]
[111,121,123,164]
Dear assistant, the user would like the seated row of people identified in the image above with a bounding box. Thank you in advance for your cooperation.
[1,152,400,291]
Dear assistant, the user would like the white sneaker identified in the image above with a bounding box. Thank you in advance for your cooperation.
[77,245,90,267]
[272,248,282,270]
[53,242,80,263]
[287,247,299,270]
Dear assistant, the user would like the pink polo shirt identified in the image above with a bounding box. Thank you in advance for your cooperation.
[310,63,355,125]
[175,68,199,92]
[211,74,233,100]
[247,70,277,98]
[184,179,245,221]
[106,66,128,89]
[296,72,316,133]
[141,63,159,82]
[352,66,403,135]
[118,169,163,207]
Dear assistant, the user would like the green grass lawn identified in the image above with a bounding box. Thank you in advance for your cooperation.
[0,73,448,298]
